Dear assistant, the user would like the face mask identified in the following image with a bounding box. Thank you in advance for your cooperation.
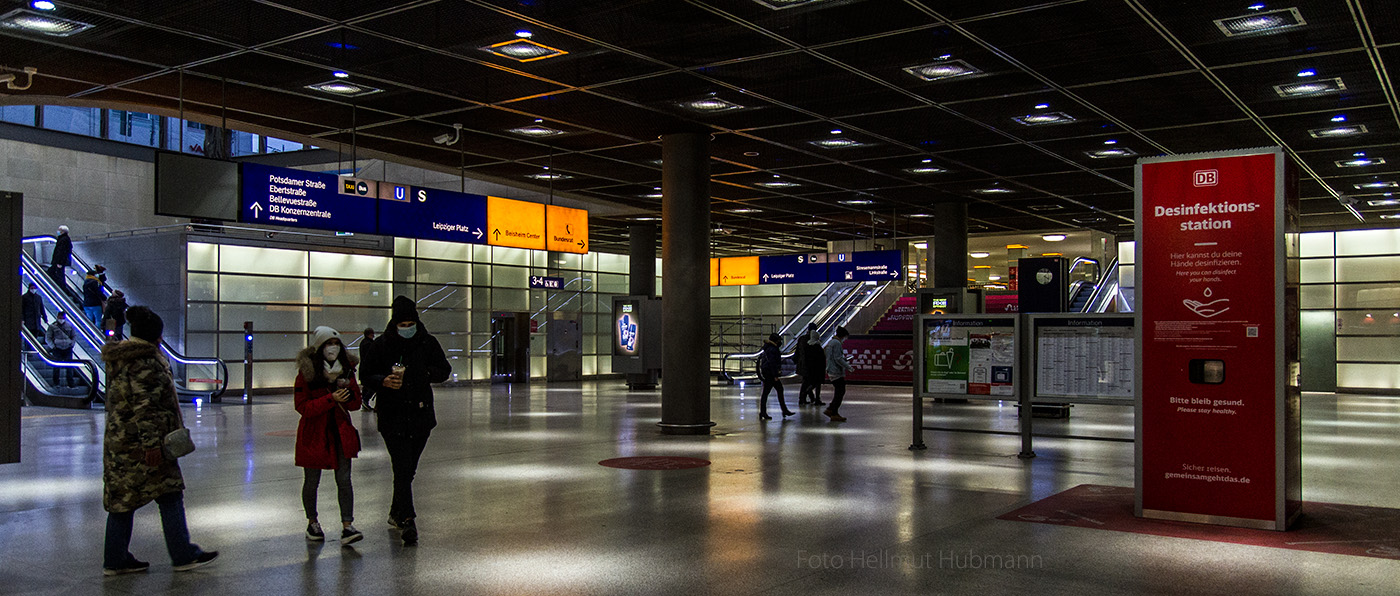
[323,344,341,361]
[398,324,417,339]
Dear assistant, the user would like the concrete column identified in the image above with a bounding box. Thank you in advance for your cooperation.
[629,224,656,298]
[930,199,968,288]
[658,133,714,435]
[1,191,21,463]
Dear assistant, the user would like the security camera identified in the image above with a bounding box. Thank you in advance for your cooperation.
[433,132,452,144]
[434,123,464,146]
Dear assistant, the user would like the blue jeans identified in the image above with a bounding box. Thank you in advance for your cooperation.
[103,491,203,568]
[84,306,102,327]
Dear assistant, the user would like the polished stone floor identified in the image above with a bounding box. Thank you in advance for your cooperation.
[1,383,1397,595]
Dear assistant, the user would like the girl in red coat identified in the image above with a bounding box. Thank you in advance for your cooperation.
[295,326,363,544]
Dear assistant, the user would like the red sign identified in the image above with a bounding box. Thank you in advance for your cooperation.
[985,293,1019,313]
[1137,149,1298,529]
[843,337,914,383]
[872,297,918,333]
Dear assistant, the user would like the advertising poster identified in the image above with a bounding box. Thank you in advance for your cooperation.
[1137,149,1297,528]
[922,318,1015,395]
[967,333,1015,396]
[614,300,640,357]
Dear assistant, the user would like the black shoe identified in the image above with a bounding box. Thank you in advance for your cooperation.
[102,558,150,576]
[759,413,772,421]
[341,525,364,545]
[782,410,796,417]
[306,521,325,541]
[400,519,418,545]
[387,516,401,530]
[812,400,825,407]
[173,550,219,572]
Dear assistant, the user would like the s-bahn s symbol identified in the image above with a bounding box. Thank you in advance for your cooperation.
[416,189,427,202]
[1193,169,1218,187]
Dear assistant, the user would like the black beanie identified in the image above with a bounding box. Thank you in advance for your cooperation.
[127,306,164,343]
[390,295,420,326]
[768,333,781,345]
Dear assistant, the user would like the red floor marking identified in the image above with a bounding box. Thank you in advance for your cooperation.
[999,484,1400,560]
[598,456,711,470]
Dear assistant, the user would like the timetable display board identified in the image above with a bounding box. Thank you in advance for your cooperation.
[916,314,1018,398]
[1032,315,1134,400]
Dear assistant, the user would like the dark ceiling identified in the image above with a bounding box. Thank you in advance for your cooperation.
[0,0,1397,255]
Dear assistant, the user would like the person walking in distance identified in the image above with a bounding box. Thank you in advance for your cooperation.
[103,290,128,341]
[796,323,825,407]
[48,225,72,290]
[294,326,364,546]
[757,333,794,420]
[362,296,451,546]
[823,326,852,422]
[21,282,46,339]
[100,306,218,575]
[45,310,78,387]
[83,268,107,327]
[358,327,377,412]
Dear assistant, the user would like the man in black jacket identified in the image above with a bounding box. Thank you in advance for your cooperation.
[48,225,72,292]
[361,296,451,546]
[82,269,106,327]
[21,282,46,338]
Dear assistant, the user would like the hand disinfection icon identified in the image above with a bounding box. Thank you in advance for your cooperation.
[619,314,638,353]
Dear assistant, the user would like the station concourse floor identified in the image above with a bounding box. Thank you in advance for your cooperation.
[1,382,1397,596]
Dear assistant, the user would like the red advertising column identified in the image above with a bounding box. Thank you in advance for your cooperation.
[1135,147,1301,530]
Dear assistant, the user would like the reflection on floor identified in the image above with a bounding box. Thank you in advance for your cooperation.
[1,384,1397,595]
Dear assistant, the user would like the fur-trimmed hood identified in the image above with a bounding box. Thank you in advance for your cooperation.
[296,346,359,382]
[101,337,161,366]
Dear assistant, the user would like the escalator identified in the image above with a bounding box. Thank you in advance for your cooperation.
[21,236,228,402]
[20,324,100,409]
[1082,257,1130,313]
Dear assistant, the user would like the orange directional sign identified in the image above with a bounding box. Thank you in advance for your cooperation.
[719,256,760,286]
[710,258,720,286]
[546,204,589,254]
[487,196,546,250]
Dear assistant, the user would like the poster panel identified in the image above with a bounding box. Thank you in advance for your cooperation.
[920,316,1015,396]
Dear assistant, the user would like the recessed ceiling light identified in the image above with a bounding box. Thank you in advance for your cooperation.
[1042,234,1067,242]
[508,125,565,137]
[1354,181,1399,190]
[632,216,660,221]
[641,193,663,199]
[1309,125,1368,138]
[515,29,533,38]
[0,9,93,36]
[840,199,874,205]
[326,42,359,50]
[1214,8,1306,37]
[1027,204,1062,212]
[1034,103,1050,109]
[678,96,746,113]
[1012,112,1076,126]
[728,208,761,214]
[1274,78,1345,97]
[31,1,55,10]
[332,70,350,78]
[1072,216,1106,224]
[904,167,948,174]
[970,251,990,258]
[1337,157,1385,167]
[1331,115,1347,122]
[743,151,760,157]
[974,187,1015,195]
[527,173,573,180]
[829,129,843,135]
[907,213,932,218]
[903,58,984,82]
[1381,214,1400,220]
[1086,147,1137,159]
[1296,69,1317,77]
[305,80,382,97]
[795,220,829,226]
[751,0,831,9]
[755,181,800,188]
[1366,199,1400,207]
[1104,139,1118,145]
[808,137,866,149]
[988,275,1002,281]
[482,38,568,62]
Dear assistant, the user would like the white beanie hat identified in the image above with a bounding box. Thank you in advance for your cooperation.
[309,326,341,350]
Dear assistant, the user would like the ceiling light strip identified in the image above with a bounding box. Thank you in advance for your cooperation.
[1343,0,1400,142]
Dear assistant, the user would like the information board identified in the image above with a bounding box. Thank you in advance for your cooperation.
[377,186,487,244]
[240,163,378,234]
[546,205,589,254]
[709,249,904,286]
[828,249,903,282]
[719,256,760,286]
[488,196,546,250]
[758,253,828,285]
[920,316,1015,396]
[1034,316,1134,399]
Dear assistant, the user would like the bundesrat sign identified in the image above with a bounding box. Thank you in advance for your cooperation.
[1134,147,1302,531]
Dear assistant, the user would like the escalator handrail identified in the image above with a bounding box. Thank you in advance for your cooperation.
[23,235,229,399]
[1082,257,1120,313]
[20,251,109,392]
[19,325,100,404]
[718,280,895,379]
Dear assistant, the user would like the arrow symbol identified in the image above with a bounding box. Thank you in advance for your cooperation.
[473,228,483,240]
[762,274,769,282]
[250,202,263,218]
[577,240,585,249]
[493,229,501,240]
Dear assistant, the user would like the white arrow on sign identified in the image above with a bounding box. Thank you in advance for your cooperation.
[473,228,483,240]
[762,274,769,283]
[250,203,263,218]
[888,270,899,278]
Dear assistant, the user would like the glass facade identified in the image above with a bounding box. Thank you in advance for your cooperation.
[0,105,36,125]
[2,104,308,157]
[106,110,160,147]
[1292,230,1400,392]
[42,106,101,137]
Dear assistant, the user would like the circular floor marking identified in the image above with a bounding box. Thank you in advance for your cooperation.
[598,456,711,470]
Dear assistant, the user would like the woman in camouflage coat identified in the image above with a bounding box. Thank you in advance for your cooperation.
[100,306,217,576]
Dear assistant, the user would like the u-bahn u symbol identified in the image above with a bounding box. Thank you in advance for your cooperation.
[395,186,406,201]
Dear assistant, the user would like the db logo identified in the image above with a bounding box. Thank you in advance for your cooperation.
[1193,170,1218,187]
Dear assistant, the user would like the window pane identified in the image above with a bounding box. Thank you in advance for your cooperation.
[0,105,36,125]
[230,131,260,157]
[106,110,160,147]
[266,137,304,153]
[167,118,208,155]
[310,279,393,307]
[42,106,100,137]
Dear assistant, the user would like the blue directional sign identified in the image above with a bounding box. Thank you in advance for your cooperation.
[377,186,488,244]
[758,253,828,285]
[239,163,378,234]
[827,249,903,282]
[529,275,565,290]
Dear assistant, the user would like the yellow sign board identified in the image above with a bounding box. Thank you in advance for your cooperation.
[719,256,760,286]
[487,196,546,250]
[710,258,719,287]
[546,205,589,254]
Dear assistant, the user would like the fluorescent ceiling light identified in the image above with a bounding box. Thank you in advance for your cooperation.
[974,187,1015,195]
[904,166,948,174]
[1042,234,1067,242]
[1086,148,1137,159]
[970,252,990,258]
[840,199,874,205]
[1012,112,1076,126]
[641,193,663,199]
[755,181,799,188]
[515,29,533,38]
[305,80,382,97]
[1274,78,1345,97]
[1366,199,1400,207]
[1337,157,1385,167]
[1380,214,1400,220]
[632,216,660,221]
[678,96,746,113]
[1214,8,1306,36]
[0,9,93,36]
[728,208,761,214]
[1072,216,1106,224]
[1309,125,1367,138]
[795,220,828,226]
[907,213,931,218]
[988,275,1002,281]
[808,137,866,149]
[1027,204,1062,212]
[903,59,983,82]
[1354,181,1398,190]
[527,173,572,180]
[752,0,831,9]
[913,242,928,249]
[32,1,56,10]
[332,70,350,79]
[508,125,564,137]
[482,39,568,62]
